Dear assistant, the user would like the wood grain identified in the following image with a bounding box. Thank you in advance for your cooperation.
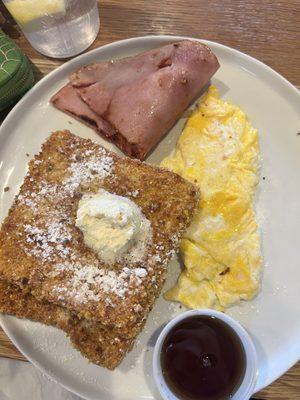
[1,0,299,85]
[0,330,26,361]
[0,0,299,398]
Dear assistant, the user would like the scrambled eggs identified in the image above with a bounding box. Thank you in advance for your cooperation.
[161,86,261,310]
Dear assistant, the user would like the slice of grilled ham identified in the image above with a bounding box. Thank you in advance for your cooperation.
[51,40,219,160]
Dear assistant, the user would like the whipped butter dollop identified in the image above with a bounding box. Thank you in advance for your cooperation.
[76,189,151,264]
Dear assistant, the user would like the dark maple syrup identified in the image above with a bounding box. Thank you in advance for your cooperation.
[161,315,246,400]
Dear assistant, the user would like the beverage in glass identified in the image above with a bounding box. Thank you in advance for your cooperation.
[3,0,100,58]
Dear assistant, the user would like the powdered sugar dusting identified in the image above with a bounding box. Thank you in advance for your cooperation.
[65,154,113,194]
[24,221,71,261]
[52,263,149,304]
[13,133,183,312]
[15,141,159,306]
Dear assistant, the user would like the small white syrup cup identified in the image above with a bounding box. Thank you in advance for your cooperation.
[153,309,258,400]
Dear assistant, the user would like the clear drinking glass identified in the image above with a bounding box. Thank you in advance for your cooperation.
[2,0,100,58]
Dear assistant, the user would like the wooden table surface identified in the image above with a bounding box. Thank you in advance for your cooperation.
[0,1,299,399]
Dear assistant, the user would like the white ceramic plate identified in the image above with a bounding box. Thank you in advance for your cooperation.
[0,36,299,400]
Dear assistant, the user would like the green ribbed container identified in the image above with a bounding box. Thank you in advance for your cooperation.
[0,29,34,111]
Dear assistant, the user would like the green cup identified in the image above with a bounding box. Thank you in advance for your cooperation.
[0,28,34,111]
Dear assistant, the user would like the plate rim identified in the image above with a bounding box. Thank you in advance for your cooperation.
[0,34,299,142]
[0,34,299,399]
